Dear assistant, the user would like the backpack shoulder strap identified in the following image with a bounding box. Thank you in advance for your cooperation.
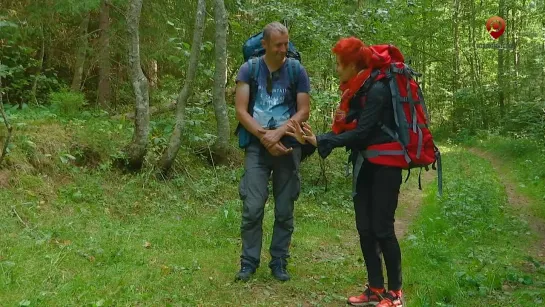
[234,57,261,136]
[286,58,301,88]
[249,57,260,82]
[286,58,301,111]
[247,57,261,116]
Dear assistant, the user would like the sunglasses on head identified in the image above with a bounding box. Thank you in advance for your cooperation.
[266,72,279,96]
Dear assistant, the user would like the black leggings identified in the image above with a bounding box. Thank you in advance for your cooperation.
[353,160,402,290]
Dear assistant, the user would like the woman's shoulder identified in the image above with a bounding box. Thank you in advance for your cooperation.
[368,78,390,93]
[362,79,391,102]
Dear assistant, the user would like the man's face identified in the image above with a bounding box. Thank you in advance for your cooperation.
[262,31,289,62]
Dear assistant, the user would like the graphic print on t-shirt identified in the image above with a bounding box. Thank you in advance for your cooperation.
[252,81,291,129]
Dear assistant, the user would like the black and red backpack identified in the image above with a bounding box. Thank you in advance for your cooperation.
[361,44,443,195]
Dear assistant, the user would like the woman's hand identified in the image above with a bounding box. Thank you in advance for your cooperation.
[301,122,317,147]
[287,119,317,147]
[286,119,306,144]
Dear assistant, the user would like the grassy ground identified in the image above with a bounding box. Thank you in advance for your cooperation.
[1,109,544,306]
[400,146,545,306]
[464,135,545,220]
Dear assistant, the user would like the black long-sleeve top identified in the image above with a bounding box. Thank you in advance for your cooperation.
[315,79,395,159]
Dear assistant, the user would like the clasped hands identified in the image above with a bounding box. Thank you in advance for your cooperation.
[257,127,293,156]
[258,120,317,157]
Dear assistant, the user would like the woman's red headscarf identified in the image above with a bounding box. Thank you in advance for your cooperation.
[330,37,389,134]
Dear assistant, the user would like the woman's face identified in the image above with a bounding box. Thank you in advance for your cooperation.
[335,54,358,83]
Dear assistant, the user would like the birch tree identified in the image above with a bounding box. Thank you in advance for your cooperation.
[211,0,230,157]
[125,0,150,171]
[157,0,206,176]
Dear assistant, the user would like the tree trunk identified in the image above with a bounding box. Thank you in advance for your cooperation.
[498,0,506,118]
[421,0,429,120]
[148,59,158,88]
[0,60,13,167]
[451,0,461,131]
[506,7,514,106]
[71,13,90,92]
[469,0,487,129]
[157,0,206,176]
[542,19,545,100]
[358,0,364,8]
[421,2,427,93]
[542,20,545,99]
[452,0,460,91]
[513,8,519,79]
[98,0,111,109]
[125,0,150,171]
[30,24,45,105]
[513,2,523,102]
[211,0,230,156]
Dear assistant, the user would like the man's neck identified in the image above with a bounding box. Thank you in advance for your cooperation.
[263,54,285,72]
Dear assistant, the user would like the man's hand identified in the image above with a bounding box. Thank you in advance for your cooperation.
[257,128,285,149]
[267,142,293,156]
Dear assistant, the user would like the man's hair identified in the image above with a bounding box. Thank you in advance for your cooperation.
[263,22,288,41]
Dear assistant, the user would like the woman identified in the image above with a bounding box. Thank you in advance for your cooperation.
[287,37,405,307]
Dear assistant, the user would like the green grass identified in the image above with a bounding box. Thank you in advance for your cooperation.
[468,135,545,220]
[0,110,365,306]
[401,146,545,306]
[2,108,545,306]
[0,154,363,306]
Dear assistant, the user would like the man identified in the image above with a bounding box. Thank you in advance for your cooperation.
[234,21,310,282]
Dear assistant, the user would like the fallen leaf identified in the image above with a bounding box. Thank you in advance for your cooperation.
[161,265,171,275]
[19,300,31,306]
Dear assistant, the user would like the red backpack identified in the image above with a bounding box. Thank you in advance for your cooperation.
[361,45,442,195]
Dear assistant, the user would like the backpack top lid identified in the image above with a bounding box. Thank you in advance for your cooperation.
[242,31,301,63]
[368,44,405,68]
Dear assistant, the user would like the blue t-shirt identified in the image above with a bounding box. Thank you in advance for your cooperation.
[236,57,310,129]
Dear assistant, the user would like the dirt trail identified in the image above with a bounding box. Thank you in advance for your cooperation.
[396,168,436,238]
[470,148,545,261]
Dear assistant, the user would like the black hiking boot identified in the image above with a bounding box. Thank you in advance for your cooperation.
[269,258,290,281]
[235,264,256,282]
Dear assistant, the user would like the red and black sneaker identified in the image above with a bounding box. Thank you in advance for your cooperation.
[376,290,405,307]
[347,284,386,306]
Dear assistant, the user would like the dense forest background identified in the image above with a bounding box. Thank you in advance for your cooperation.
[2,0,544,167]
[1,1,544,306]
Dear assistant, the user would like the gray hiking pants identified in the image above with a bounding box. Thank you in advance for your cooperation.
[239,141,302,268]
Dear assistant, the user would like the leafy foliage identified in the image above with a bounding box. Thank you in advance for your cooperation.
[49,89,87,118]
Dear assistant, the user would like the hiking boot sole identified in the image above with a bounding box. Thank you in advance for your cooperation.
[235,273,254,282]
[347,301,379,306]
